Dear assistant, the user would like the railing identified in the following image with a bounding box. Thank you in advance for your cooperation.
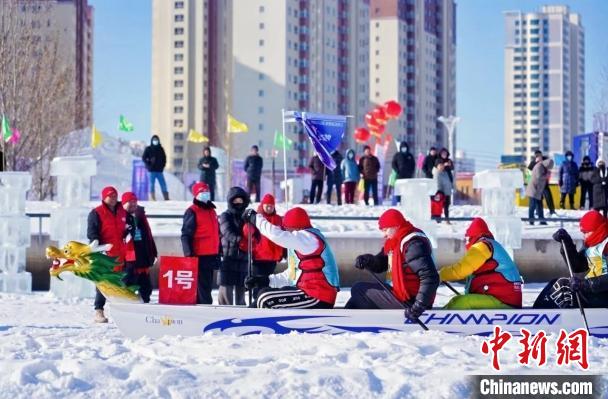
[25,212,581,245]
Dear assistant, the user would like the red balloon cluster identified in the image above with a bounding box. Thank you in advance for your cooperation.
[354,100,402,145]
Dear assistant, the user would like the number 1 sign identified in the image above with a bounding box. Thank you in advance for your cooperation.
[158,256,198,305]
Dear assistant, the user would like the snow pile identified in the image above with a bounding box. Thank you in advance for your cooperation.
[1,286,606,398]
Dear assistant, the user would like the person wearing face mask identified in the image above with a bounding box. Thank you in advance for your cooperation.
[533,211,608,309]
[558,151,579,210]
[591,159,608,217]
[121,192,157,303]
[578,156,595,210]
[340,149,360,204]
[391,141,416,206]
[422,147,438,179]
[526,153,554,225]
[326,150,344,205]
[345,209,439,322]
[142,135,169,201]
[218,186,251,305]
[181,182,220,304]
[439,218,522,309]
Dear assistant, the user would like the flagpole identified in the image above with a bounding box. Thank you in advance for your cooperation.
[281,108,289,206]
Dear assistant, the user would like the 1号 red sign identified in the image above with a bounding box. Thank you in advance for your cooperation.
[159,256,198,305]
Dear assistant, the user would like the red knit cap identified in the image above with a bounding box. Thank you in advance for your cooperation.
[101,186,117,200]
[192,182,210,197]
[282,207,312,229]
[580,210,605,233]
[378,209,407,229]
[121,191,137,204]
[261,193,275,206]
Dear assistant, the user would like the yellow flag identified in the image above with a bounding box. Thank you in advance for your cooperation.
[227,114,248,133]
[91,125,102,148]
[187,129,209,143]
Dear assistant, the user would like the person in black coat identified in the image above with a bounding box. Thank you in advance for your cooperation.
[326,150,344,205]
[197,146,220,201]
[142,135,169,200]
[308,155,325,204]
[422,147,438,179]
[218,186,251,305]
[591,159,608,217]
[578,156,594,210]
[244,145,264,202]
[392,141,416,179]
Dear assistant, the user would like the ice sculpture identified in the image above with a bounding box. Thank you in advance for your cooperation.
[394,178,437,247]
[0,172,32,293]
[49,156,97,298]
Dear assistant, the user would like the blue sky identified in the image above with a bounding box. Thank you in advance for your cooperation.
[90,0,607,166]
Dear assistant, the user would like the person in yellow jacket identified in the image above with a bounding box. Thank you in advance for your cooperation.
[440,218,523,309]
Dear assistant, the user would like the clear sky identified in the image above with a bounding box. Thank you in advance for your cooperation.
[90,0,607,167]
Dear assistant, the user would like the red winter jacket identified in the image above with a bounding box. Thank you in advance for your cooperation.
[253,209,284,262]
[190,204,220,256]
[93,203,127,268]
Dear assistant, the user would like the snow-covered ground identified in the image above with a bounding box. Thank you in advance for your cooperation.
[1,285,606,399]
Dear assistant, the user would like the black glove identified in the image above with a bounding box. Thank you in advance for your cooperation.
[244,275,270,290]
[569,276,590,293]
[242,209,257,225]
[124,223,134,238]
[404,300,426,321]
[354,254,376,270]
[552,228,572,244]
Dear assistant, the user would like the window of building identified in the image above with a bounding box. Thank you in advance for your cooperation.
[259,73,265,80]
[174,41,184,48]
[259,22,265,29]
[174,106,183,113]
[259,39,264,46]
[175,1,184,9]
[173,119,183,128]
[258,90,264,97]
[259,56,264,63]
[258,106,264,114]
[259,5,265,12]
[174,54,184,61]
[174,145,184,153]
[175,14,184,22]
[174,93,183,101]
[174,159,183,168]
[174,80,183,88]
[174,27,184,35]
[174,67,183,74]
[258,124,264,131]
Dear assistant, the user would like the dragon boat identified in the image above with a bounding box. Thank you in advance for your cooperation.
[47,241,608,339]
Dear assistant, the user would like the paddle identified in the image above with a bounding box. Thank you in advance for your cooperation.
[561,239,590,334]
[366,269,429,331]
[443,281,461,296]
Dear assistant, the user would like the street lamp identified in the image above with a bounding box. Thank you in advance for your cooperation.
[438,115,461,158]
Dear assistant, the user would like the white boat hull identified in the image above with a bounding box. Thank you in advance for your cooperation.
[110,303,608,339]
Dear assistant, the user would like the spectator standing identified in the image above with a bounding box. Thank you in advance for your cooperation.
[197,146,219,201]
[341,149,359,204]
[308,154,325,204]
[358,145,381,206]
[142,135,169,200]
[244,145,264,202]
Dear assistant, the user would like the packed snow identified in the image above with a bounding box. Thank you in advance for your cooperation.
[1,286,606,399]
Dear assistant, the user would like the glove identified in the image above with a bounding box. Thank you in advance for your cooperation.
[552,228,572,244]
[354,254,376,270]
[403,300,426,322]
[244,275,270,290]
[569,276,590,293]
[242,209,257,225]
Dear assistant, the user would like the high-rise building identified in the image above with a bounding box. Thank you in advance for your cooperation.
[151,0,230,173]
[368,0,457,156]
[504,5,585,161]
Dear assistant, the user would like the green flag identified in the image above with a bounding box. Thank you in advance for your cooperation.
[118,115,134,132]
[273,130,293,150]
[1,115,12,142]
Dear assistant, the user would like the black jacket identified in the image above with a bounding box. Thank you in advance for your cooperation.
[591,167,608,209]
[142,135,167,172]
[327,151,344,183]
[219,187,250,271]
[198,155,219,185]
[309,155,326,181]
[244,154,264,181]
[391,142,416,179]
[365,237,439,308]
[125,206,157,268]
[422,153,437,179]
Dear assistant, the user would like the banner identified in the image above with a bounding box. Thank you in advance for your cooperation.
[296,112,346,170]
[572,132,598,165]
[131,160,149,200]
[159,256,198,305]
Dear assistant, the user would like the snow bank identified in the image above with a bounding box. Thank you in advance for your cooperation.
[1,286,606,399]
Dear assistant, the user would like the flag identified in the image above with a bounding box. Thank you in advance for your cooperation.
[227,114,248,133]
[9,128,20,144]
[273,130,293,150]
[187,129,209,143]
[295,112,346,170]
[91,125,103,148]
[1,115,12,142]
[118,115,134,132]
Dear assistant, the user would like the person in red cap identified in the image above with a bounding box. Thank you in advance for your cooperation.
[87,186,127,323]
[242,194,285,300]
[242,206,340,308]
[534,210,608,308]
[345,209,439,322]
[121,192,157,303]
[439,218,522,309]
[181,182,220,304]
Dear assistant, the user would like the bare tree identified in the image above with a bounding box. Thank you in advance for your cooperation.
[0,0,82,199]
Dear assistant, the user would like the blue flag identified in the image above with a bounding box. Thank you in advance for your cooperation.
[294,112,347,170]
